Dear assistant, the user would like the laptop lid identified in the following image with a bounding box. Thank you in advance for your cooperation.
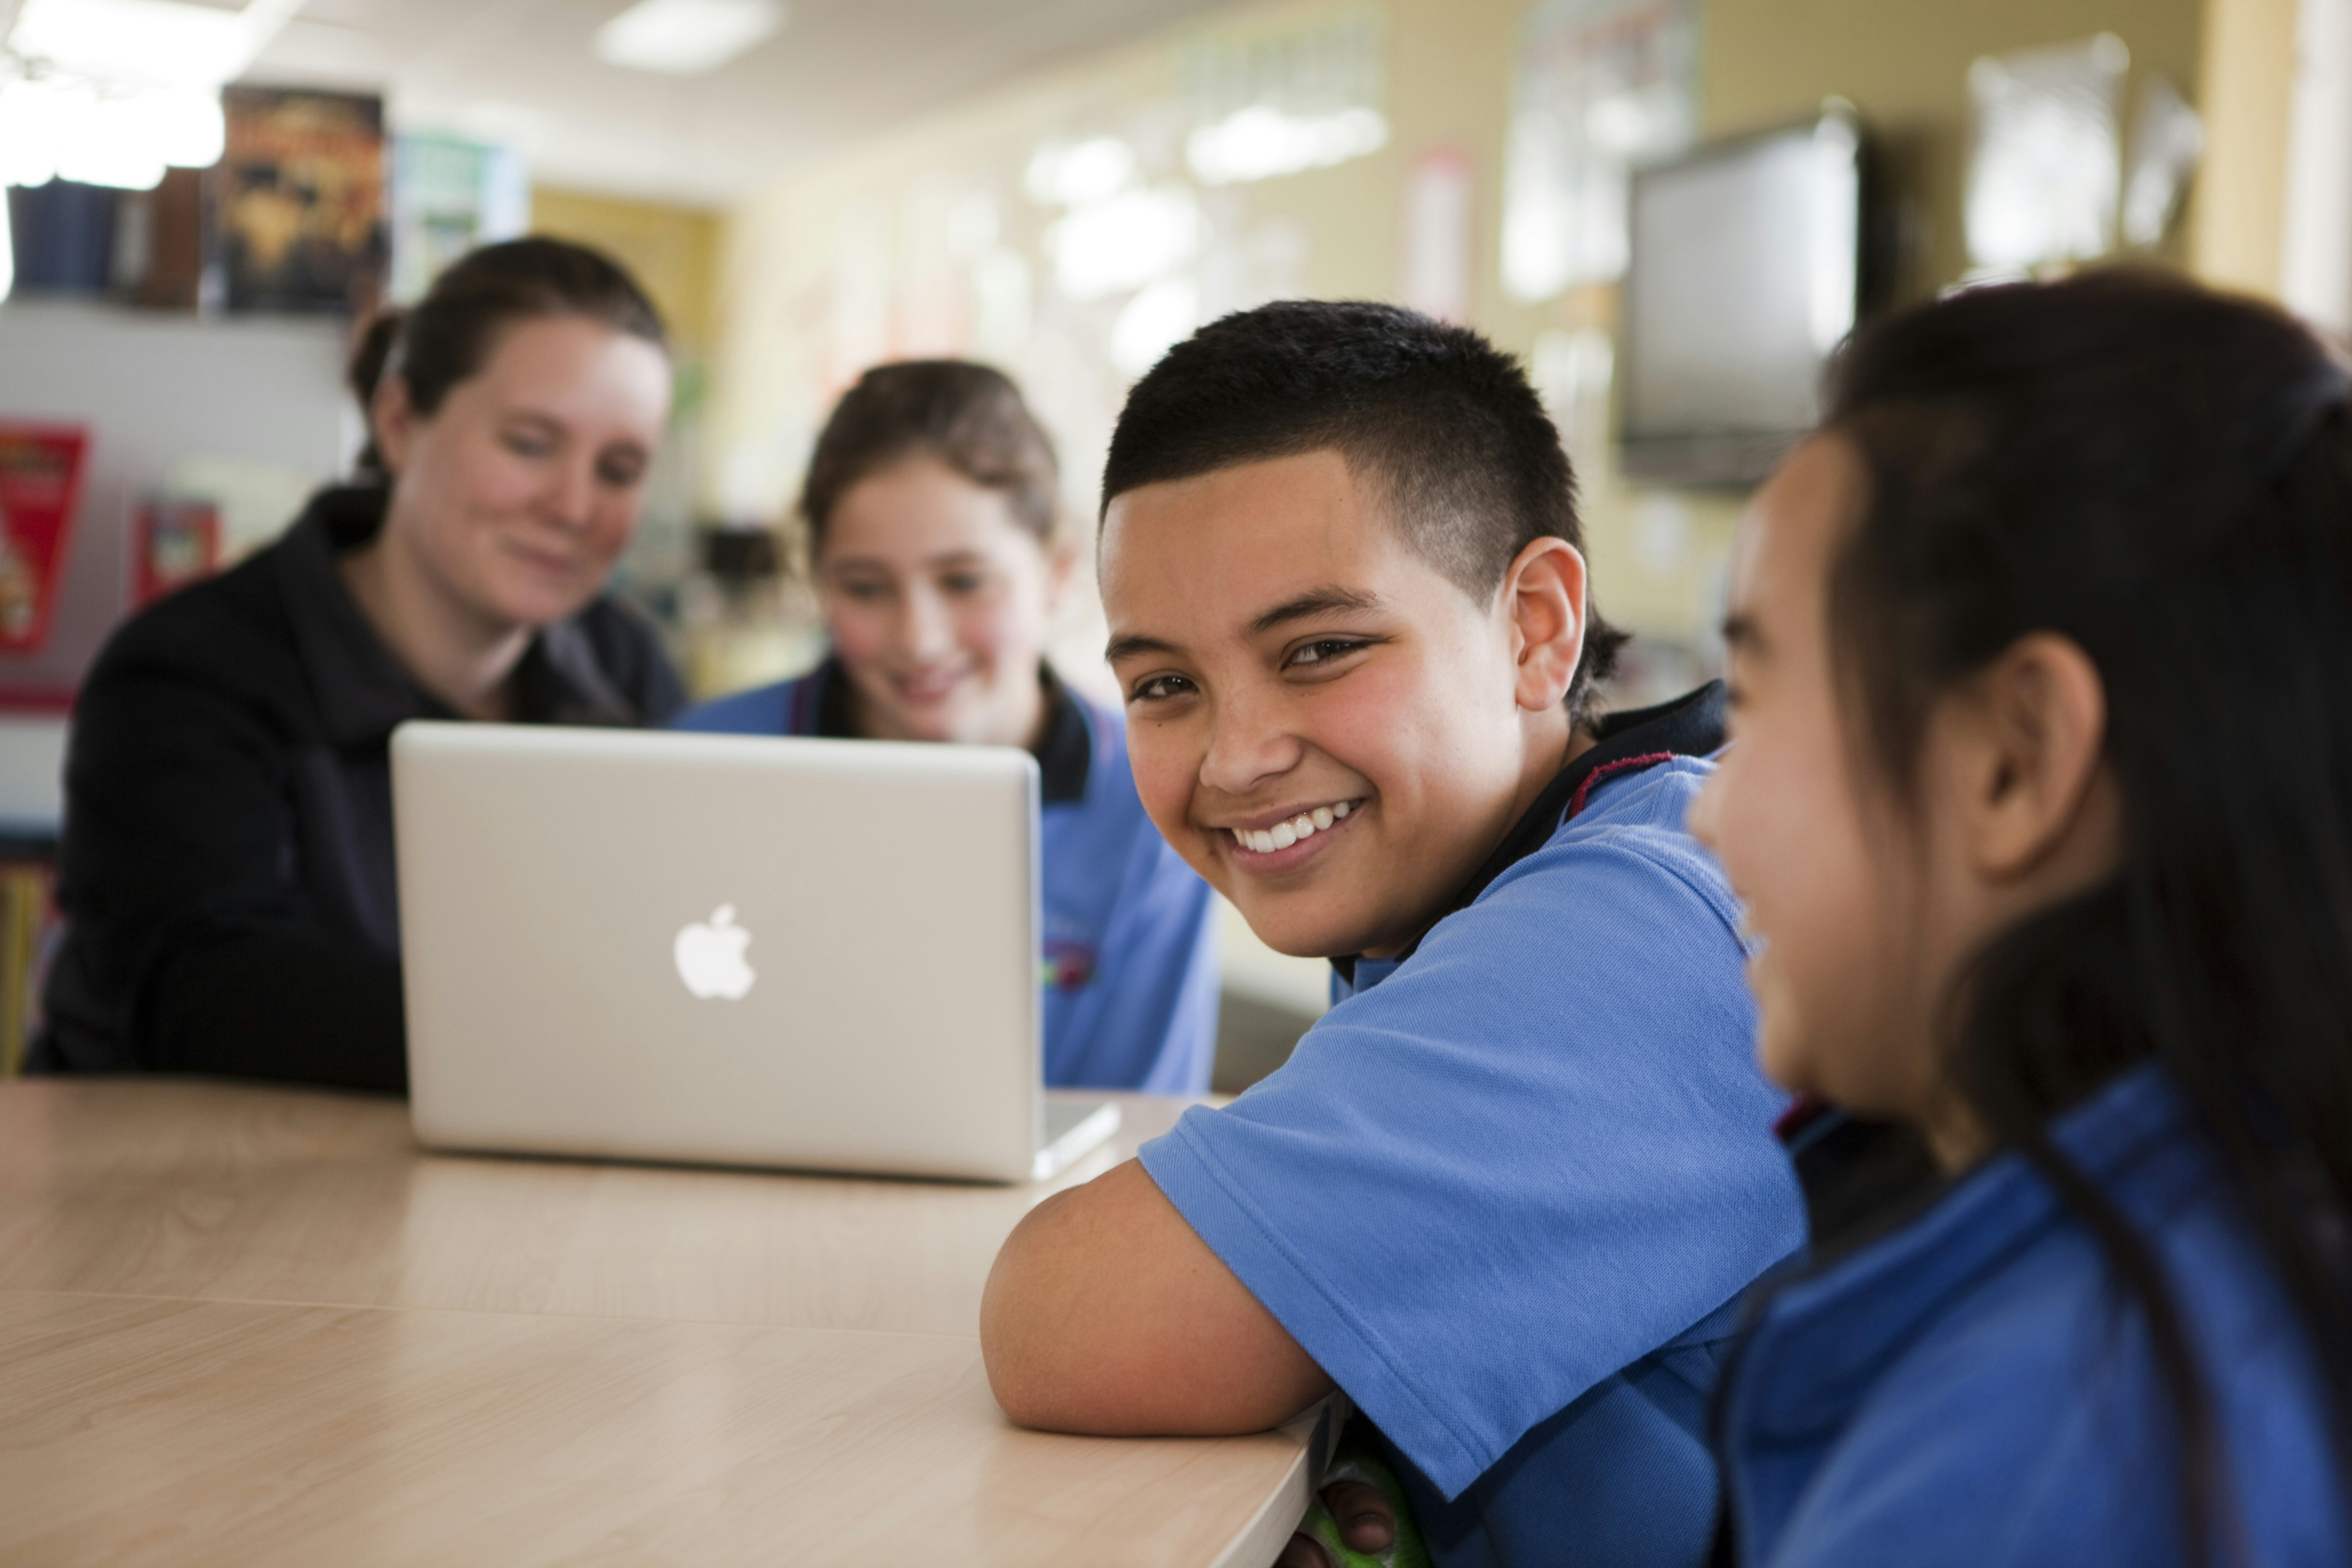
[392,722,1045,1182]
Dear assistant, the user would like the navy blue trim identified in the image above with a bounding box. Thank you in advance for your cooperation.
[1331,681,1728,987]
[805,656,1092,805]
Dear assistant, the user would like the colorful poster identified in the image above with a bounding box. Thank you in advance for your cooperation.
[0,425,90,654]
[217,87,387,314]
[389,134,528,304]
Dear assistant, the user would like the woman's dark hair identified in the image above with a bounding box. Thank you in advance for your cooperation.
[799,360,1060,559]
[1823,271,2352,1560]
[348,235,667,477]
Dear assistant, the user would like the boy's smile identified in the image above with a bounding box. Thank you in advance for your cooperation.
[1221,794,1362,861]
[1101,449,1586,960]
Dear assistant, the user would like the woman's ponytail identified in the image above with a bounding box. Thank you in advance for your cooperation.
[346,307,407,481]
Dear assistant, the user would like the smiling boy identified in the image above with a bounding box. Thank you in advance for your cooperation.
[979,302,1800,1566]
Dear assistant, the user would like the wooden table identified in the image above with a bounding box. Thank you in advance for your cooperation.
[0,1079,1327,1565]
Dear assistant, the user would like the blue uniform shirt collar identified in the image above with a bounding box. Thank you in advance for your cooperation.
[1733,1063,2190,1443]
[1330,680,1728,994]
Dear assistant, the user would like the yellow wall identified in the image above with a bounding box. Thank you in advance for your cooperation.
[703,0,2214,660]
[2190,0,2298,296]
[706,0,1491,528]
[531,187,723,351]
[1702,0,2203,298]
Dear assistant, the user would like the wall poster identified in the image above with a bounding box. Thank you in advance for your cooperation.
[0,425,90,655]
[389,133,529,304]
[217,86,387,314]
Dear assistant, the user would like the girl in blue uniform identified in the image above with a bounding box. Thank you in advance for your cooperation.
[677,361,1218,1093]
[1689,273,2352,1567]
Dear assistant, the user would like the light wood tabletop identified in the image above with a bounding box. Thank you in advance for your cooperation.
[0,1078,1329,1566]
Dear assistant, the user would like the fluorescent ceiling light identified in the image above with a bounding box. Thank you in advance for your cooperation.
[1024,137,1135,208]
[0,72,227,191]
[7,0,305,90]
[1044,187,1202,302]
[0,0,276,193]
[595,0,785,76]
[1186,106,1387,187]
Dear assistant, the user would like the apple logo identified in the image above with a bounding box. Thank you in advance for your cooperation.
[673,904,756,1000]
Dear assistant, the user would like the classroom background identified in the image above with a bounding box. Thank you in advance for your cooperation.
[0,0,2331,1088]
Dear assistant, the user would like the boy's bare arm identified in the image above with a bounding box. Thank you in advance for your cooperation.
[980,1158,1336,1432]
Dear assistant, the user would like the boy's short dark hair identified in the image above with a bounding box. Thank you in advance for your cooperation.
[1101,299,1626,723]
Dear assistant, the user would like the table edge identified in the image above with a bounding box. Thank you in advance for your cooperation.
[1208,1397,1343,1568]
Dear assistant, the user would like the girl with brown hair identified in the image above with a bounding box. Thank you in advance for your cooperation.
[676,360,1218,1093]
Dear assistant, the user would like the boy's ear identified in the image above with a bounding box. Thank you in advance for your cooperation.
[1501,536,1588,714]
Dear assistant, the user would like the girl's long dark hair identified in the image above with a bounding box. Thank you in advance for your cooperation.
[1823,272,2352,1560]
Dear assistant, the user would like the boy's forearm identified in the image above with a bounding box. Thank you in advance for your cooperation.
[980,1158,1335,1433]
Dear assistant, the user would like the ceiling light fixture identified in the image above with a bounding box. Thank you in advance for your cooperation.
[1024,137,1136,208]
[0,0,303,194]
[594,0,785,76]
[1044,187,1202,302]
[1186,105,1388,187]
[8,0,305,92]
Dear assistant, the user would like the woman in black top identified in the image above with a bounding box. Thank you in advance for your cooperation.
[34,237,684,1092]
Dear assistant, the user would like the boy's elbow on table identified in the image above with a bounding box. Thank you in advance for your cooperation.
[980,1167,1332,1435]
[980,1189,1155,1432]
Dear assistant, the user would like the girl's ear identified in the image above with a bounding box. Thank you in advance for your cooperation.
[371,374,419,477]
[1945,632,2116,883]
[1502,536,1589,714]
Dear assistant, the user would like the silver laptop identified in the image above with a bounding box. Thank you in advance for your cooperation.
[390,721,1119,1183]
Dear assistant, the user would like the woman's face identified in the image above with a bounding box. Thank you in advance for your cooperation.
[817,455,1065,747]
[376,314,672,631]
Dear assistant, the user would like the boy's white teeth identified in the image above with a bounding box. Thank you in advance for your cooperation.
[1235,800,1358,853]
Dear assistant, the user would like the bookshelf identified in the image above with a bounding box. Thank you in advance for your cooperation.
[0,854,53,1077]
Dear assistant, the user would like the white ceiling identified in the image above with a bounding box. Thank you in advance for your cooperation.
[239,0,1239,209]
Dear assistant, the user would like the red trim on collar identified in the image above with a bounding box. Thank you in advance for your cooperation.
[1774,1094,1833,1143]
[1566,750,1678,820]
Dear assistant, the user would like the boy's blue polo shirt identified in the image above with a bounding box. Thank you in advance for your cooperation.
[1137,686,1804,1567]
[1722,1063,2349,1568]
[675,659,1219,1093]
